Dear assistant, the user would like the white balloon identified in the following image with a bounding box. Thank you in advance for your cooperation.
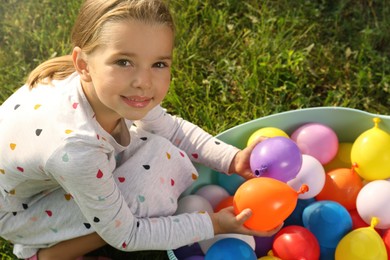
[288,154,326,199]
[356,180,390,229]
[198,233,255,254]
[175,194,213,215]
[195,184,230,210]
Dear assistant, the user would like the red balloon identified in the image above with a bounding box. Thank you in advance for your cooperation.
[382,228,390,259]
[315,168,363,210]
[272,225,320,260]
[349,209,370,230]
[233,177,307,231]
[214,196,234,212]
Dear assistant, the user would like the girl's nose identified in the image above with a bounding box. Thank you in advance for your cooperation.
[131,68,152,89]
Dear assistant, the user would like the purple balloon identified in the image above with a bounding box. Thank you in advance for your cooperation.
[254,235,275,257]
[174,243,203,259]
[249,136,302,182]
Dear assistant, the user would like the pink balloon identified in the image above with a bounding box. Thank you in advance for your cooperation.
[250,136,302,182]
[287,154,326,199]
[175,195,213,215]
[195,184,230,210]
[291,123,338,165]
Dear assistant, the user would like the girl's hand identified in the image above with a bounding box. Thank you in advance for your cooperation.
[228,136,267,179]
[210,206,283,237]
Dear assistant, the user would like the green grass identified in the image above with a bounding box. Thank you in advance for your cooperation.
[168,0,390,134]
[1,0,389,259]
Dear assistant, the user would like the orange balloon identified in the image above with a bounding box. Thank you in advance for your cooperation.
[214,196,234,212]
[316,168,363,210]
[233,177,306,231]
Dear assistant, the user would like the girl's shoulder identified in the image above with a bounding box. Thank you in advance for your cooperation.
[0,72,101,143]
[1,72,80,111]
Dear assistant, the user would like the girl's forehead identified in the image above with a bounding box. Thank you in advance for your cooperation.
[100,20,173,45]
[95,20,174,56]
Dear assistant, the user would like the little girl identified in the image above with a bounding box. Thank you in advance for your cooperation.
[0,0,280,259]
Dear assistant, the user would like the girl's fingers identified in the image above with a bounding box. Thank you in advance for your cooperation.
[235,208,252,224]
[235,208,284,237]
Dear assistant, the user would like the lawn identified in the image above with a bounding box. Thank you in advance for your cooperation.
[0,0,389,259]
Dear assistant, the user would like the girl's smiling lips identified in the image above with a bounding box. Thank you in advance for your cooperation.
[121,95,152,108]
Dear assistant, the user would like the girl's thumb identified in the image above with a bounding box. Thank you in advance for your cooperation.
[236,208,252,223]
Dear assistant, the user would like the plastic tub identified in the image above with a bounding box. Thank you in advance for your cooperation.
[166,106,390,259]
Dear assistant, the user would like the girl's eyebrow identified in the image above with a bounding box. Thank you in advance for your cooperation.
[115,51,172,61]
[158,56,173,61]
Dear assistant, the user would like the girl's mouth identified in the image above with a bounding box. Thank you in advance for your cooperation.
[121,96,152,108]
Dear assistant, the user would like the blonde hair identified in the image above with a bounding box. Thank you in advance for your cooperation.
[27,0,175,88]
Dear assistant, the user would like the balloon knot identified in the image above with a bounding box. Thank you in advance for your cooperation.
[373,117,381,128]
[370,216,379,229]
[267,250,275,256]
[254,165,268,177]
[351,163,358,174]
[298,184,309,194]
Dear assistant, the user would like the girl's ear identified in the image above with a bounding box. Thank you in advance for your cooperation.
[72,47,92,82]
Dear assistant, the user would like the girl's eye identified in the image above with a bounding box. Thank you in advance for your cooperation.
[116,59,131,67]
[153,62,169,68]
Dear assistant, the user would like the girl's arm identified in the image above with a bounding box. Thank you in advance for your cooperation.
[134,105,240,175]
[135,105,267,179]
[37,207,281,260]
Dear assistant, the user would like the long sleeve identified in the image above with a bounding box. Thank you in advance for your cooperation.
[134,105,240,174]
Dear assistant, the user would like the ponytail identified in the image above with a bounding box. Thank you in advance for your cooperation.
[26,55,75,89]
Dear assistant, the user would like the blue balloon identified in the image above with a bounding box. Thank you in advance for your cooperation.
[284,198,316,226]
[320,246,336,260]
[205,238,257,260]
[302,200,352,248]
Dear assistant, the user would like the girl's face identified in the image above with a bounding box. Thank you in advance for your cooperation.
[81,20,174,132]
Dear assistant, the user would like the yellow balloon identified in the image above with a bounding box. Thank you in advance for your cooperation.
[247,127,289,146]
[335,218,387,260]
[258,256,281,260]
[257,250,281,260]
[324,142,353,171]
[351,118,390,180]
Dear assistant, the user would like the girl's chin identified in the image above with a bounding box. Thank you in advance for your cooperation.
[123,111,150,121]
